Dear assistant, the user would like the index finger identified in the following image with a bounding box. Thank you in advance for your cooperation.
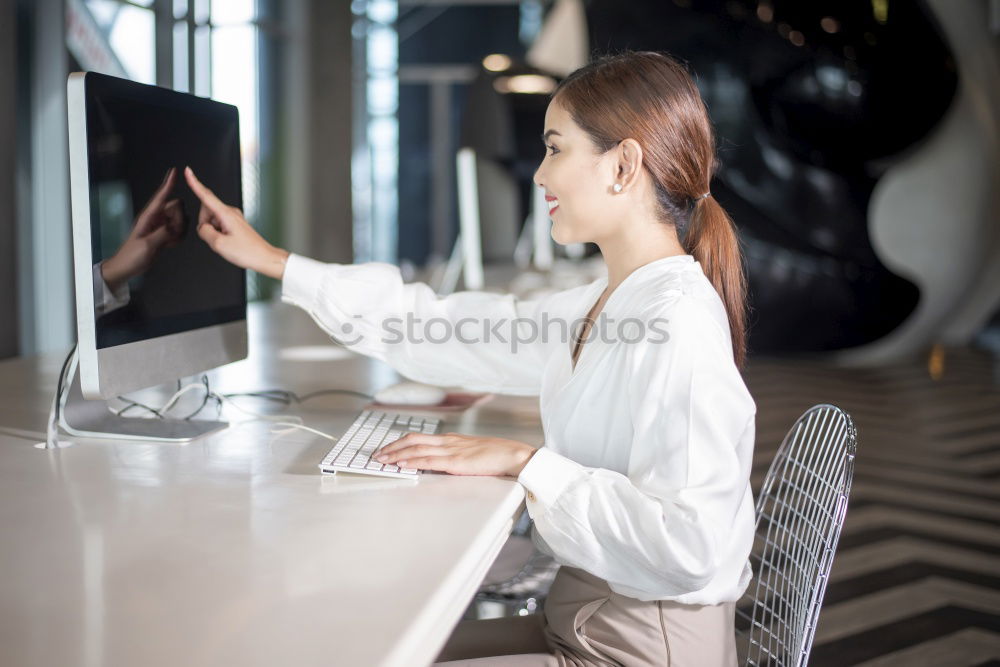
[378,433,447,456]
[183,166,228,215]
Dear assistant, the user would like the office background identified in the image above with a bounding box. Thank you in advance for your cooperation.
[4,0,1000,363]
[2,1,1000,664]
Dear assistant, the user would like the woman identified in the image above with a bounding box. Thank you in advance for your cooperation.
[185,51,755,666]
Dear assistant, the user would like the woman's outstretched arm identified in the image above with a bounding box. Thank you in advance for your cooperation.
[185,166,584,395]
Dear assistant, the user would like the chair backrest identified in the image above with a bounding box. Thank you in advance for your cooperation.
[736,404,858,666]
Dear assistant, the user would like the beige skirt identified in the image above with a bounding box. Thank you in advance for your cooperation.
[435,566,738,666]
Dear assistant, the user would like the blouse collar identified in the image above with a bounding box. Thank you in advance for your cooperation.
[600,254,698,304]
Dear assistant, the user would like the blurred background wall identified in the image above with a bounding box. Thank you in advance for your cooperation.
[0,0,16,359]
[3,0,999,365]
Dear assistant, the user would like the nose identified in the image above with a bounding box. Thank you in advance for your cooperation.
[533,162,544,189]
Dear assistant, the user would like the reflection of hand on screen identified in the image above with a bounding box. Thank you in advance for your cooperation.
[100,166,187,292]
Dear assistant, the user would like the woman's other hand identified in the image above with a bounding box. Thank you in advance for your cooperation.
[374,433,538,477]
[184,166,289,279]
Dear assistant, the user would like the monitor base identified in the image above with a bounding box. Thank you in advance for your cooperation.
[56,349,228,443]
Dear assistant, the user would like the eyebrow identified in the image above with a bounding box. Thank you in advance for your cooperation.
[541,130,562,142]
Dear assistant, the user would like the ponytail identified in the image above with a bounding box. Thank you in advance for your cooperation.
[684,195,747,369]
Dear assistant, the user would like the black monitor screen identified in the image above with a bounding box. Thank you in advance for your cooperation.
[83,72,246,349]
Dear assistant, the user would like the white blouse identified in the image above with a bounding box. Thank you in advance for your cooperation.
[280,253,757,605]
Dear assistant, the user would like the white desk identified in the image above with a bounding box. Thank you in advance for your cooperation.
[0,303,540,667]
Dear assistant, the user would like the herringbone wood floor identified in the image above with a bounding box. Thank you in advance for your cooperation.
[743,346,1000,666]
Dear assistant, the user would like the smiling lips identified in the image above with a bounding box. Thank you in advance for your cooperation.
[545,194,559,215]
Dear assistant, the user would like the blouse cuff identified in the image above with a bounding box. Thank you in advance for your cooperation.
[517,446,587,510]
[93,263,131,316]
[281,253,329,310]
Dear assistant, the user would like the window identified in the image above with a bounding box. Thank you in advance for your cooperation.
[83,0,156,84]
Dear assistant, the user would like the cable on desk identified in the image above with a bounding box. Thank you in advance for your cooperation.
[114,399,164,419]
[211,396,340,442]
[297,388,374,402]
[43,345,77,448]
[44,357,351,445]
[220,388,374,405]
[269,422,339,441]
[113,378,209,419]
[113,381,373,419]
[181,376,213,420]
[211,391,302,425]
[108,378,366,443]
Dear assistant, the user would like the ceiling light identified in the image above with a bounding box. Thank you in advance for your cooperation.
[493,74,557,95]
[482,54,512,72]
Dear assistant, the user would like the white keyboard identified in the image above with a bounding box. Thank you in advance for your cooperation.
[318,409,441,479]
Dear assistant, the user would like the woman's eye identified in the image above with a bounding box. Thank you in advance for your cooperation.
[546,144,560,156]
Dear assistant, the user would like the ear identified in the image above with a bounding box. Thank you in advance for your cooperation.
[614,139,644,192]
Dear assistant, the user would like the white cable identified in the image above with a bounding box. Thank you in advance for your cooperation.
[45,384,61,448]
[110,381,208,418]
[45,347,76,449]
[86,375,338,443]
[160,382,208,414]
[212,392,302,425]
[40,361,337,446]
[269,422,339,441]
[110,380,304,425]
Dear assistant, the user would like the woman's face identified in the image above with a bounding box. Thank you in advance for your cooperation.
[533,99,621,245]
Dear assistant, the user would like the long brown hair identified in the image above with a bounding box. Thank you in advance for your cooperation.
[553,51,748,369]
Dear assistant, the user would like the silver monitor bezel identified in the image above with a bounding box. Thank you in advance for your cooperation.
[67,72,248,401]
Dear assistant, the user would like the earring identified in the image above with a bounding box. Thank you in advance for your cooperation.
[612,183,623,193]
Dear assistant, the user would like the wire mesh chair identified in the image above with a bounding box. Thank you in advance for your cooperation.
[736,404,858,667]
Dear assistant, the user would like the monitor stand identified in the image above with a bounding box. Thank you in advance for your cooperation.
[57,349,228,443]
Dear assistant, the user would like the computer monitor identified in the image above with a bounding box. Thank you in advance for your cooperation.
[63,71,247,441]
